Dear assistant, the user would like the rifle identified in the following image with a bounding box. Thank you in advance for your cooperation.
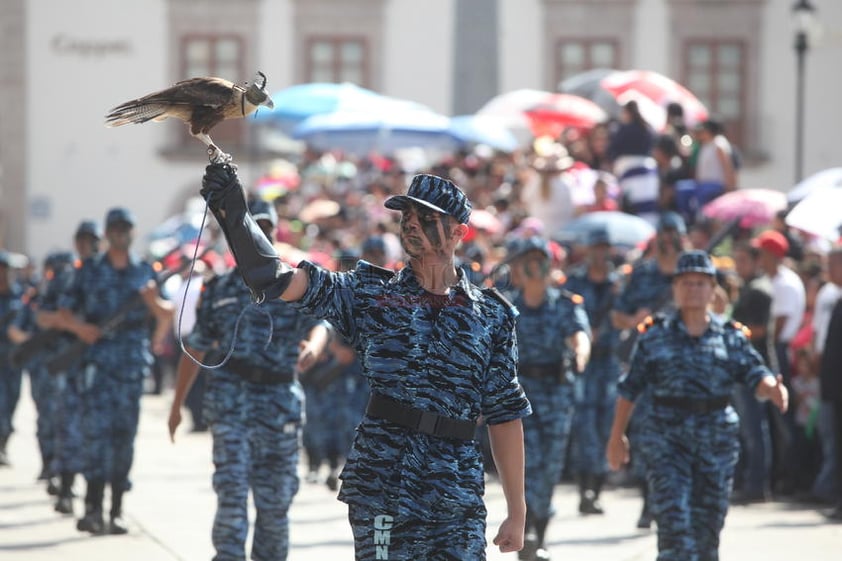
[614,217,740,366]
[38,245,212,375]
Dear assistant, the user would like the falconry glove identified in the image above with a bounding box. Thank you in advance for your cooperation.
[201,163,294,302]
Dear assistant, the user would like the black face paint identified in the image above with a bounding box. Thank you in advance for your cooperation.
[400,204,451,256]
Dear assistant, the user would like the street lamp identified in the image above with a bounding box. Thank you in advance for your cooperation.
[793,0,816,184]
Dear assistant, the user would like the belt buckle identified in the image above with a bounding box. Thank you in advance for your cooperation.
[417,411,440,435]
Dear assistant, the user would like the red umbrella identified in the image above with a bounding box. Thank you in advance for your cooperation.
[469,209,504,235]
[561,69,709,130]
[701,188,787,229]
[524,93,608,137]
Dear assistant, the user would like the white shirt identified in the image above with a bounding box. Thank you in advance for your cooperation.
[696,135,733,184]
[812,282,842,353]
[769,265,806,343]
[521,171,575,234]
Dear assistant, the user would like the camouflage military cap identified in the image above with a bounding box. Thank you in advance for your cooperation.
[675,250,716,277]
[385,174,472,224]
[105,207,136,228]
[248,199,278,227]
[657,211,687,235]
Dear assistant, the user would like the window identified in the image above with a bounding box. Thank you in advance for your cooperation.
[305,36,368,85]
[178,35,245,146]
[555,39,619,86]
[683,40,746,147]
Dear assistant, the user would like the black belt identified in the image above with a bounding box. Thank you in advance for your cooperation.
[653,395,730,414]
[225,357,294,385]
[519,362,571,383]
[365,394,477,441]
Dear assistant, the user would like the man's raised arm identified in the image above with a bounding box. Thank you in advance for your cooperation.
[201,163,309,302]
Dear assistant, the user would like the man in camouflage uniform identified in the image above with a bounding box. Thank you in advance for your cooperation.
[7,251,76,493]
[564,228,621,515]
[504,236,590,561]
[201,164,532,560]
[168,199,330,561]
[56,208,173,534]
[0,250,25,467]
[611,211,688,528]
[607,250,789,561]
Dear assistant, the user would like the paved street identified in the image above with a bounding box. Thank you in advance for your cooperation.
[1,378,840,561]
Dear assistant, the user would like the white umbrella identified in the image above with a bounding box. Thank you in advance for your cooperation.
[786,187,842,241]
[787,167,842,203]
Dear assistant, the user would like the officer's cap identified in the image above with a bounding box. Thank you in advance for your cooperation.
[361,236,386,254]
[75,220,102,239]
[656,211,687,235]
[675,250,716,277]
[248,199,278,227]
[385,174,472,225]
[506,236,552,262]
[105,207,136,228]
[587,227,611,246]
[44,251,75,271]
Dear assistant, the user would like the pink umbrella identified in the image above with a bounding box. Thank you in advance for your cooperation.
[701,188,787,229]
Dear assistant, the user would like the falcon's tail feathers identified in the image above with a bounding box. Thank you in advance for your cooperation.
[104,101,170,127]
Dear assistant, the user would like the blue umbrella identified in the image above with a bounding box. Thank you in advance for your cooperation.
[448,114,519,152]
[252,82,383,131]
[292,109,458,155]
[553,211,655,249]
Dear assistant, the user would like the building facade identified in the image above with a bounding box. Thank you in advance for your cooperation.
[1,0,840,259]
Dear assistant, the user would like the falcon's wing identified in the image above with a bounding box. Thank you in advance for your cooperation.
[104,77,241,127]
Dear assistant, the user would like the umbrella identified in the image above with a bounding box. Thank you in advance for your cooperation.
[786,188,842,241]
[553,211,655,248]
[292,109,458,155]
[700,188,787,229]
[469,209,504,235]
[253,82,433,133]
[523,93,608,137]
[560,69,709,130]
[476,88,606,139]
[448,115,519,152]
[787,167,842,203]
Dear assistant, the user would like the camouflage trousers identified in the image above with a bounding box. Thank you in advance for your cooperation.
[0,364,22,441]
[521,377,575,518]
[639,415,740,561]
[79,363,144,487]
[573,356,619,475]
[348,503,487,560]
[51,370,85,474]
[29,366,57,468]
[204,371,303,561]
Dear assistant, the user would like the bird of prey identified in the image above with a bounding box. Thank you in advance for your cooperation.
[105,71,274,163]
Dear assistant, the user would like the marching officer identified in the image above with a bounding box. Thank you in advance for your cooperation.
[0,250,25,467]
[200,165,532,560]
[56,208,174,534]
[607,250,788,561]
[7,251,76,492]
[563,228,621,515]
[168,199,331,561]
[504,236,591,561]
[611,211,689,528]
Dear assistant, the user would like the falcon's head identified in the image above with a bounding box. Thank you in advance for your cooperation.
[245,71,274,109]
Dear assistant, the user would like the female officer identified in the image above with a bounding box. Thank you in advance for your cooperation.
[606,250,788,561]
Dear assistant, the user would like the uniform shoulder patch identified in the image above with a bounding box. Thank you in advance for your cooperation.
[561,289,584,305]
[636,314,660,333]
[482,287,519,317]
[729,320,752,338]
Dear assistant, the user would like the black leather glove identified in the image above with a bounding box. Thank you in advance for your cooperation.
[201,163,240,212]
[200,163,294,302]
